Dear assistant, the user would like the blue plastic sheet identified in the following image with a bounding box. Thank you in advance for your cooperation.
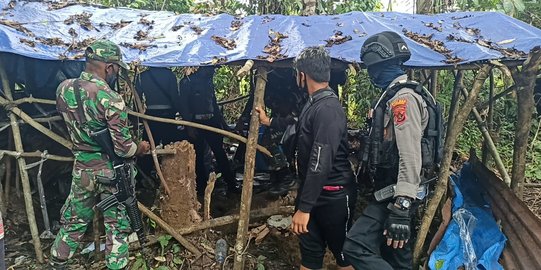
[429,164,507,270]
[0,1,540,68]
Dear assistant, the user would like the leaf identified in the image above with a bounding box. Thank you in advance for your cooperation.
[158,235,173,248]
[154,256,167,262]
[172,244,181,254]
[132,257,145,270]
[173,257,183,265]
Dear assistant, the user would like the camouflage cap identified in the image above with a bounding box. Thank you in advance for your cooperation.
[85,40,129,70]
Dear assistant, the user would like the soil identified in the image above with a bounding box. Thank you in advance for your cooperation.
[160,141,202,230]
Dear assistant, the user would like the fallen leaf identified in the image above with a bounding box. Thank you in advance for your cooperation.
[64,12,94,31]
[120,42,156,51]
[465,27,480,36]
[497,38,516,45]
[262,16,275,24]
[134,30,149,41]
[111,20,132,30]
[37,37,68,46]
[230,19,243,31]
[171,25,183,31]
[301,22,311,27]
[139,17,154,27]
[211,35,236,50]
[154,256,166,262]
[336,22,344,27]
[68,28,78,37]
[190,25,203,35]
[19,38,35,47]
[325,31,352,47]
[2,0,16,11]
[0,19,34,36]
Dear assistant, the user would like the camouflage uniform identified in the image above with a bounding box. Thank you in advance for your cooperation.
[50,40,136,270]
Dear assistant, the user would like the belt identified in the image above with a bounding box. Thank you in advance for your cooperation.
[322,185,344,191]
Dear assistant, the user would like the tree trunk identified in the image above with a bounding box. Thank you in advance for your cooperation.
[510,47,541,199]
[303,0,317,15]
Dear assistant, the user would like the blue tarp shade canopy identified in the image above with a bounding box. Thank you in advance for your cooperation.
[0,0,540,68]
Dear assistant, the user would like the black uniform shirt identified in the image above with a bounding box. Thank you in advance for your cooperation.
[296,87,354,213]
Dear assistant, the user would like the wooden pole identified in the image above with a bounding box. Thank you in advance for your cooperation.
[510,47,541,199]
[4,130,12,212]
[482,70,495,165]
[178,206,294,235]
[460,87,512,185]
[128,111,272,157]
[233,67,267,270]
[137,202,202,257]
[413,66,492,268]
[126,73,171,196]
[0,96,73,149]
[0,60,44,263]
[430,70,438,98]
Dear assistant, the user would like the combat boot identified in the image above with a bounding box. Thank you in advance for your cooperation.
[49,257,67,270]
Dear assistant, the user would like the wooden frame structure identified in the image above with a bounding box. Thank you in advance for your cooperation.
[0,43,539,268]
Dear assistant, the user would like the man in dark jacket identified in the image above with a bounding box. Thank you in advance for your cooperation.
[178,67,239,196]
[291,46,356,270]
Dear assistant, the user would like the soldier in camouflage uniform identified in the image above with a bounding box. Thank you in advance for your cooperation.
[49,40,150,269]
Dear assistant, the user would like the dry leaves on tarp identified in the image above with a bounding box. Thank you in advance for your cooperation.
[211,35,236,50]
[258,29,288,62]
[70,37,96,51]
[325,31,352,47]
[403,29,463,64]
[230,19,243,31]
[111,20,132,30]
[139,17,154,28]
[64,12,94,31]
[120,42,156,51]
[171,25,183,31]
[19,38,35,47]
[2,0,16,11]
[0,19,34,37]
[425,22,443,32]
[190,25,204,35]
[68,28,78,37]
[36,37,68,46]
[446,34,473,44]
[262,15,275,24]
[201,56,228,65]
[134,30,149,41]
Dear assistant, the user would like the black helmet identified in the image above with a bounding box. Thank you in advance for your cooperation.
[361,31,411,67]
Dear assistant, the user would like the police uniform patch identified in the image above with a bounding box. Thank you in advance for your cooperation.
[391,98,407,125]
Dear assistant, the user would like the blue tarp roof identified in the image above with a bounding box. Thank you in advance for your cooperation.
[0,0,540,68]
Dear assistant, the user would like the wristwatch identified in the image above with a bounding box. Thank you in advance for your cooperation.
[395,196,412,210]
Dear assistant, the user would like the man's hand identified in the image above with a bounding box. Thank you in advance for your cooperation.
[255,107,271,126]
[136,141,150,156]
[291,210,310,235]
[383,202,411,249]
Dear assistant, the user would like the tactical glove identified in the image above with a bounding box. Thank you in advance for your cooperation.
[384,202,411,243]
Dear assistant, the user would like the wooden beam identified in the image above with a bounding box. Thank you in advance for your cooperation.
[128,111,272,157]
[233,67,267,270]
[0,59,44,263]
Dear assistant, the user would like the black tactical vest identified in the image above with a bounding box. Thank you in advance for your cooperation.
[367,81,444,171]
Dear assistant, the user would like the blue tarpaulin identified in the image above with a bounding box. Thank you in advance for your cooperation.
[429,164,507,270]
[0,1,540,68]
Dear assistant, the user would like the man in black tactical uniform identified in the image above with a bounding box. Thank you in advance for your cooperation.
[291,46,356,270]
[343,31,441,270]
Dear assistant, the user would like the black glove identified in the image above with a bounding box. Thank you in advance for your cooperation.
[384,202,411,244]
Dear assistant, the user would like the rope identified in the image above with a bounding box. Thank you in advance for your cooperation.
[0,123,10,133]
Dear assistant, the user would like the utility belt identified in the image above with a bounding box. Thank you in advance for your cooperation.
[194,113,214,120]
[373,176,437,202]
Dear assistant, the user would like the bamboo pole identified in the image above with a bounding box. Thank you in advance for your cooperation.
[413,65,492,268]
[178,206,294,235]
[510,47,541,199]
[4,130,12,211]
[0,60,44,263]
[125,72,171,196]
[137,202,202,257]
[430,70,438,98]
[128,111,272,157]
[477,85,516,111]
[0,115,63,126]
[0,96,73,149]
[234,67,267,270]
[0,96,272,157]
[460,87,512,185]
[482,70,495,165]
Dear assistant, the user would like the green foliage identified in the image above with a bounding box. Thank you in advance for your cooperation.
[342,69,380,128]
[322,0,382,14]
[158,235,173,256]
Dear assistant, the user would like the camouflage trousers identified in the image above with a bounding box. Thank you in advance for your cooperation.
[51,168,131,269]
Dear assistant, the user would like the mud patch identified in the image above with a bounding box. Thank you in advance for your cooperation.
[160,141,202,230]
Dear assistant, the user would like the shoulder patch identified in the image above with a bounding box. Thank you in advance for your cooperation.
[391,98,407,126]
